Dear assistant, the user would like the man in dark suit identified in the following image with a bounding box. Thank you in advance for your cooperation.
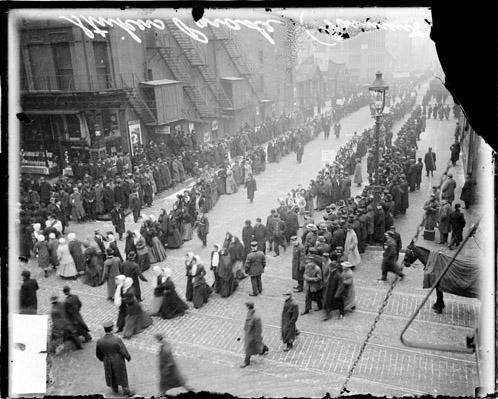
[244,242,266,296]
[121,251,147,301]
[110,202,126,240]
[253,218,267,254]
[96,321,134,397]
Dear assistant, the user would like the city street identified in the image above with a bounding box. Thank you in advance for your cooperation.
[18,89,479,397]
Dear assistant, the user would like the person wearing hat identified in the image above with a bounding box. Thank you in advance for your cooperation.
[423,194,440,232]
[244,241,266,296]
[241,301,269,367]
[253,218,267,254]
[270,213,286,257]
[448,203,466,249]
[63,286,92,342]
[155,333,192,395]
[344,225,361,268]
[242,220,255,258]
[281,290,299,352]
[110,202,126,241]
[49,294,82,352]
[441,172,457,205]
[121,251,148,302]
[96,321,134,397]
[100,248,122,301]
[379,231,405,282]
[424,147,436,177]
[19,270,38,314]
[291,235,306,292]
[437,199,452,245]
[47,232,60,270]
[353,158,362,187]
[302,261,323,315]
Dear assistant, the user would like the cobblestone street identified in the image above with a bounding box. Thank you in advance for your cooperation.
[15,88,479,397]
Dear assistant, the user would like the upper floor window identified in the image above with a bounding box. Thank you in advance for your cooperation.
[93,42,112,89]
[52,42,73,90]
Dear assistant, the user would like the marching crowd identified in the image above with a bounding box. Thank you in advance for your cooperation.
[18,74,472,396]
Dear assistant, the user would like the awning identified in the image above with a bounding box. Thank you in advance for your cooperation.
[140,79,181,86]
[24,110,80,115]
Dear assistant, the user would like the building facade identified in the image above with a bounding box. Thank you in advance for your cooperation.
[18,17,293,175]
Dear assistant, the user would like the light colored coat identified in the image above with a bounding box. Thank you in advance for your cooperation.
[344,230,361,266]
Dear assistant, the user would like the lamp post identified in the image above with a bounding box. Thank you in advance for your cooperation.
[368,71,389,185]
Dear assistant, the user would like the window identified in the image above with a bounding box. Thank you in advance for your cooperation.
[93,42,112,89]
[66,115,81,140]
[52,43,73,90]
[29,44,52,90]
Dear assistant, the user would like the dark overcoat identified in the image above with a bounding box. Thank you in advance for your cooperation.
[64,294,90,335]
[244,309,264,356]
[281,297,299,344]
[158,341,186,392]
[68,239,86,272]
[96,333,131,388]
[292,243,306,281]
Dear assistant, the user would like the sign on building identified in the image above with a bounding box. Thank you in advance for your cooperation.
[127,120,142,156]
[156,125,171,135]
[204,131,211,143]
[321,150,335,162]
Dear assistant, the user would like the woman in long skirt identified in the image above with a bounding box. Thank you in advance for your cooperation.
[120,278,153,339]
[33,235,51,277]
[148,217,168,262]
[228,236,247,280]
[217,249,238,298]
[166,214,183,249]
[150,266,165,316]
[225,168,238,194]
[124,230,136,258]
[158,268,189,319]
[191,256,212,309]
[135,231,151,272]
[184,252,194,302]
[56,238,78,279]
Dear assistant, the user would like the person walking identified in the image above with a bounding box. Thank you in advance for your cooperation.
[438,199,452,245]
[281,290,299,352]
[244,241,266,297]
[245,174,257,203]
[449,140,461,166]
[240,301,269,368]
[101,248,122,301]
[441,173,457,204]
[302,262,323,315]
[155,334,192,395]
[378,231,405,282]
[195,212,209,247]
[460,174,474,210]
[322,260,344,320]
[449,203,466,249]
[49,294,82,352]
[110,202,126,240]
[121,251,148,302]
[424,147,437,177]
[253,218,267,254]
[291,235,306,292]
[95,321,135,397]
[63,286,92,343]
[19,270,38,314]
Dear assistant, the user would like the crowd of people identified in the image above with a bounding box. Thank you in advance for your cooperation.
[20,72,472,394]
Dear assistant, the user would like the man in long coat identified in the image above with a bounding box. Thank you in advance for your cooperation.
[415,158,424,190]
[302,262,323,315]
[424,194,440,230]
[155,334,191,395]
[242,220,255,258]
[240,302,269,368]
[291,235,306,292]
[96,321,134,396]
[63,286,91,342]
[424,147,436,177]
[245,174,257,203]
[253,218,267,254]
[110,202,126,240]
[449,203,466,249]
[19,270,38,314]
[121,251,148,302]
[438,199,452,244]
[281,291,299,351]
[244,242,266,296]
[441,173,457,204]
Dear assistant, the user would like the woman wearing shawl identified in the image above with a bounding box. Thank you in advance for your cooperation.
[217,247,238,298]
[158,209,169,246]
[56,238,78,279]
[184,252,194,302]
[67,233,86,274]
[148,215,168,262]
[113,275,127,332]
[166,205,183,249]
[341,261,356,313]
[33,234,51,277]
[82,239,102,286]
[158,268,189,319]
[150,266,165,316]
[228,236,247,280]
[121,277,153,339]
[134,230,151,272]
[191,256,212,309]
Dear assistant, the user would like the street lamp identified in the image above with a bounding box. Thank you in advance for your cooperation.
[369,71,389,184]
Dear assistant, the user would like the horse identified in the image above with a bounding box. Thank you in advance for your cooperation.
[402,242,446,313]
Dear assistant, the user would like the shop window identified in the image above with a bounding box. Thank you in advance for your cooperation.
[52,43,73,90]
[94,42,112,89]
[66,114,81,140]
[102,110,120,137]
